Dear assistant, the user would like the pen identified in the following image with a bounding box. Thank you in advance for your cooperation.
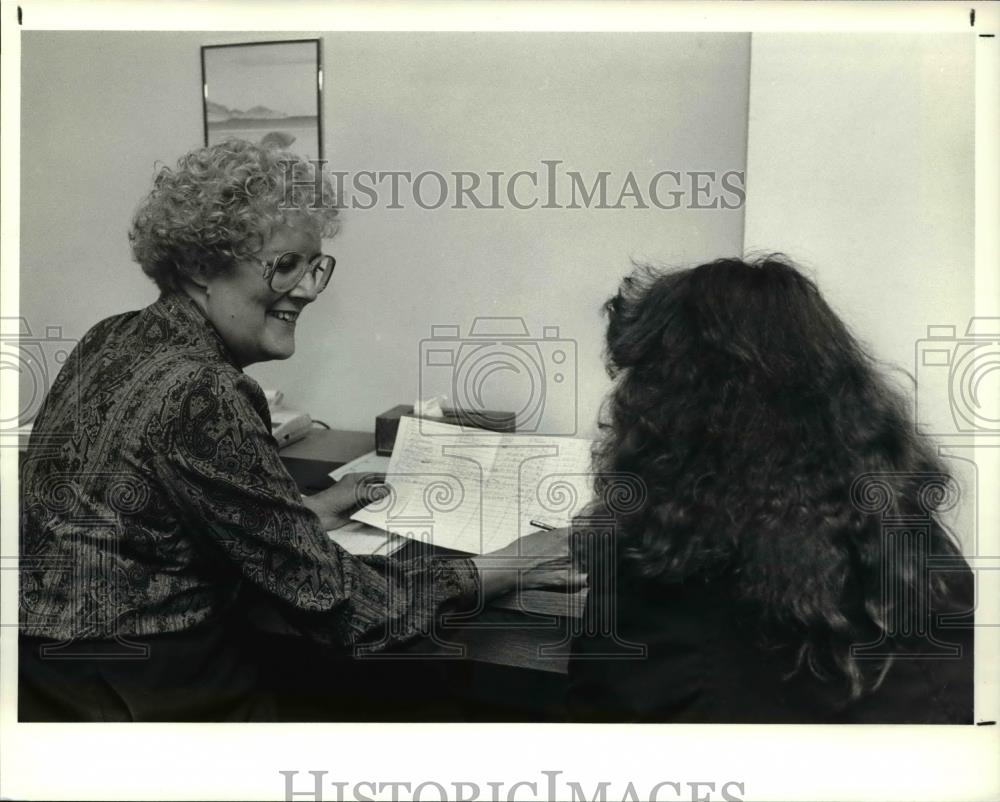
[529,519,555,531]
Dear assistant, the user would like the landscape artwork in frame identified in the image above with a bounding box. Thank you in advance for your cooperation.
[202,39,322,160]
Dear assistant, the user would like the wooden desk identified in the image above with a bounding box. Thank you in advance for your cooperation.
[391,537,584,675]
[278,429,375,493]
[280,428,375,463]
[273,427,586,718]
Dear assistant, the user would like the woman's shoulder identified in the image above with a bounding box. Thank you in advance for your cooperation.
[97,296,250,390]
[143,356,267,430]
[570,567,976,723]
[73,299,268,441]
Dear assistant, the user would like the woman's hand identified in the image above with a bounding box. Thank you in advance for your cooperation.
[471,527,586,601]
[302,473,391,531]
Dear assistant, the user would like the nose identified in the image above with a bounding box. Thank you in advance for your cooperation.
[287,269,320,303]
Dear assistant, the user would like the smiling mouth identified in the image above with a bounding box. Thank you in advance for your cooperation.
[268,310,300,323]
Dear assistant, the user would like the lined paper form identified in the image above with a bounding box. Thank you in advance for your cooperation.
[351,417,594,554]
[328,450,391,482]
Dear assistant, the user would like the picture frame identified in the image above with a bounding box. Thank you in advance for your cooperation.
[201,39,323,160]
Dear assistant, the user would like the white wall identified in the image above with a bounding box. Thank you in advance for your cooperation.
[744,34,974,372]
[20,31,751,437]
[743,33,976,548]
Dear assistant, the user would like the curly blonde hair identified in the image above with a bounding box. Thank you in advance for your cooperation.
[129,139,340,292]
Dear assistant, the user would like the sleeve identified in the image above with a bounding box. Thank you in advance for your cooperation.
[566,563,705,722]
[147,362,480,650]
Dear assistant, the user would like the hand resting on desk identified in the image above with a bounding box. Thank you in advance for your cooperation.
[308,480,583,598]
[303,472,391,531]
[471,527,585,601]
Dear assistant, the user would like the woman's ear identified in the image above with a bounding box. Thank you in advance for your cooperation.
[177,261,210,290]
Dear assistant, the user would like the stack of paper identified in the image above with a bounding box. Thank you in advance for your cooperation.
[351,416,594,554]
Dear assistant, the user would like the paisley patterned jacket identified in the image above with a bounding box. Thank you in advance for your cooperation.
[19,291,479,648]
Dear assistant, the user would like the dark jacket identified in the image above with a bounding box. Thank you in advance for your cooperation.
[568,566,974,723]
[19,292,479,720]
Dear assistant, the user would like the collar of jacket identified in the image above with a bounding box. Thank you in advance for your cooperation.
[154,290,244,371]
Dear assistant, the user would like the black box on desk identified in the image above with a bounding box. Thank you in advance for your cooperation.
[375,404,516,455]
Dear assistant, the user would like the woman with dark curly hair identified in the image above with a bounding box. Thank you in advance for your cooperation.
[19,139,569,721]
[568,256,974,723]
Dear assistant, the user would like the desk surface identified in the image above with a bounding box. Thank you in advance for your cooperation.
[280,428,375,463]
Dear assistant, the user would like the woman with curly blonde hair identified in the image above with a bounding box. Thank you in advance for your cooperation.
[19,139,569,721]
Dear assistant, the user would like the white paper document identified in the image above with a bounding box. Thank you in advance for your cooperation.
[328,450,392,482]
[351,416,594,554]
[327,520,404,556]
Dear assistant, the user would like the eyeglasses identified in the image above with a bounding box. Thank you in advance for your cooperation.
[256,252,336,294]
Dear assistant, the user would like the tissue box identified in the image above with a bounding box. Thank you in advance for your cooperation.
[375,404,516,455]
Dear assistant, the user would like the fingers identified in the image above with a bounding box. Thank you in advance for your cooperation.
[519,527,572,558]
[325,515,352,531]
[340,471,388,489]
[359,483,391,506]
[525,567,588,591]
[485,528,572,562]
[343,472,393,507]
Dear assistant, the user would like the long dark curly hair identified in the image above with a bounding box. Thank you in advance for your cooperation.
[593,255,968,701]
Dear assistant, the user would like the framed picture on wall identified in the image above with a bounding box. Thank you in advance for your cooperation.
[201,39,323,160]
